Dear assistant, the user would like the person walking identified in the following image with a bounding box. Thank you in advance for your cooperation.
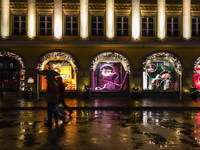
[44,74,65,126]
[57,77,73,116]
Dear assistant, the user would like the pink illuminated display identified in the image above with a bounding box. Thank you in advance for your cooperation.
[193,64,200,89]
[93,63,128,91]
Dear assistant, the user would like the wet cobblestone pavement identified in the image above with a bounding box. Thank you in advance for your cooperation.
[1,97,200,149]
[1,109,200,150]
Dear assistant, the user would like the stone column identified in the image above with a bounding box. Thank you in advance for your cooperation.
[54,0,63,40]
[131,0,140,41]
[106,0,114,40]
[157,0,166,40]
[183,0,191,40]
[80,0,89,40]
[1,0,10,39]
[27,0,36,39]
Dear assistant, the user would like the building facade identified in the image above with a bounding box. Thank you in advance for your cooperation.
[0,0,200,99]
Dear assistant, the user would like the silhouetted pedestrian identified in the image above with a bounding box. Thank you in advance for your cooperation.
[44,74,65,126]
[57,77,73,116]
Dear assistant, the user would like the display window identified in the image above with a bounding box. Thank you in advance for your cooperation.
[193,63,200,90]
[41,60,77,91]
[92,61,128,91]
[0,53,25,92]
[143,53,181,92]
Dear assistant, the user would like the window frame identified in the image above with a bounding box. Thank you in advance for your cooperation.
[12,13,26,36]
[90,14,104,36]
[167,15,180,37]
[141,15,155,37]
[192,15,200,37]
[38,13,52,36]
[116,15,129,36]
[64,14,78,36]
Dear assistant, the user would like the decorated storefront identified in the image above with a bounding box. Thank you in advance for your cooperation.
[193,57,200,90]
[143,52,182,93]
[37,51,78,91]
[0,51,25,95]
[91,52,130,92]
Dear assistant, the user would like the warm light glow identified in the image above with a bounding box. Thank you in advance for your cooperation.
[54,0,63,39]
[183,0,191,39]
[157,0,166,40]
[1,0,10,37]
[106,0,114,39]
[80,0,88,39]
[27,0,36,38]
[132,0,140,40]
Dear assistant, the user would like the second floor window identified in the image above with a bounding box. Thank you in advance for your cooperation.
[116,15,129,36]
[91,15,104,36]
[142,15,155,36]
[192,16,200,37]
[167,16,179,37]
[39,14,52,36]
[65,15,78,36]
[12,13,26,35]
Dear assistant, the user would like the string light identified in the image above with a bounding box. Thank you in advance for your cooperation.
[142,52,181,75]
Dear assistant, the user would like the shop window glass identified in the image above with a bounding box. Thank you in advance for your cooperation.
[193,63,200,89]
[0,57,21,91]
[41,60,76,91]
[93,62,128,91]
[143,60,178,91]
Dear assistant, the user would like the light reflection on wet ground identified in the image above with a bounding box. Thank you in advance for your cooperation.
[0,110,200,149]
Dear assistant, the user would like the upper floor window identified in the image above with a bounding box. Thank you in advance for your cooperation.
[65,14,78,36]
[167,15,180,37]
[39,14,52,36]
[142,15,155,36]
[12,13,26,35]
[116,15,129,36]
[192,16,200,37]
[91,15,104,36]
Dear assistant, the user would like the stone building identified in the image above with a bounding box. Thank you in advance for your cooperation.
[0,0,200,99]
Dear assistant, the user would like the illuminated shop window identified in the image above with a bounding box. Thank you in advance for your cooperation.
[143,60,179,91]
[142,15,155,36]
[65,15,78,36]
[116,15,129,36]
[41,60,77,91]
[192,16,200,37]
[0,57,22,91]
[167,15,180,37]
[92,61,128,91]
[39,14,52,36]
[12,13,26,35]
[91,15,104,36]
[193,63,200,90]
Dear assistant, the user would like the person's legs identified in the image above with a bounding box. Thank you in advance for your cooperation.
[45,102,55,125]
[54,109,66,123]
[60,98,73,115]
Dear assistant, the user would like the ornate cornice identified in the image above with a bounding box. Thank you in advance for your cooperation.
[166,4,182,11]
[63,3,79,9]
[140,4,157,10]
[191,5,200,11]
[4,2,200,11]
[37,3,54,9]
[115,4,131,10]
[89,3,105,10]
[10,2,27,8]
